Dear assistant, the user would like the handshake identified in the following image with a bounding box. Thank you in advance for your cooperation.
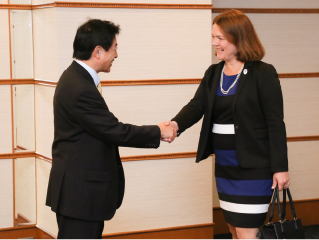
[158,121,179,143]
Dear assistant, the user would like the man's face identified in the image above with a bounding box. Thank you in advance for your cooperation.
[98,37,118,73]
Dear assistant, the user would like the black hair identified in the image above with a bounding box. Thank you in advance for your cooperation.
[73,19,120,60]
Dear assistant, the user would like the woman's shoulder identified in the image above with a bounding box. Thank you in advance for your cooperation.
[204,61,224,76]
[207,61,223,70]
[252,61,276,72]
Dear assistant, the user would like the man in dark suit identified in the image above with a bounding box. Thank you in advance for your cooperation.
[46,19,176,239]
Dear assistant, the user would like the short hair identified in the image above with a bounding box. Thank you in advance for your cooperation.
[73,19,120,60]
[213,9,265,62]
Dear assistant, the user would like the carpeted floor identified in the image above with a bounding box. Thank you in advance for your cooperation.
[214,224,319,239]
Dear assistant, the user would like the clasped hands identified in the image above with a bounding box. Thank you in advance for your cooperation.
[157,121,179,143]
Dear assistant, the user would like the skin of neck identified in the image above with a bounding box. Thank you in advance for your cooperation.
[79,58,100,73]
[224,59,244,75]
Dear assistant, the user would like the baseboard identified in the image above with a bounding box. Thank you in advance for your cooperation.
[0,223,213,239]
[213,198,319,235]
[102,223,214,239]
[0,225,36,239]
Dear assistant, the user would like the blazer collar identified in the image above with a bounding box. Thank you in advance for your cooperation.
[68,60,96,86]
[207,61,224,114]
[232,61,253,111]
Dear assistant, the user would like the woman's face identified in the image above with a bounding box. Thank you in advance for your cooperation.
[211,24,238,63]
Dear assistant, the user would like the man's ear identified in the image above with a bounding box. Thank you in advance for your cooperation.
[92,46,101,59]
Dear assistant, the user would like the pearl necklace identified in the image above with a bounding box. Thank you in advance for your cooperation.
[220,63,244,95]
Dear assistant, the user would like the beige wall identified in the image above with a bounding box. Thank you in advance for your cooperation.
[0,0,318,236]
[212,0,319,8]
[15,157,36,222]
[0,10,10,79]
[0,159,13,228]
[0,85,12,154]
[14,85,35,151]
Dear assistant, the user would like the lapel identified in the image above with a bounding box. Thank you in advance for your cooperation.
[232,61,253,112]
[207,61,224,114]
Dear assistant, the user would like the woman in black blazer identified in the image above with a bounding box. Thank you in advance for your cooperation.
[166,9,290,239]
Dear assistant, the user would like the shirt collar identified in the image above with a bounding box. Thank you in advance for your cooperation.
[75,59,100,86]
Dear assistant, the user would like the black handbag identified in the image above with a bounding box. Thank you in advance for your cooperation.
[257,185,305,239]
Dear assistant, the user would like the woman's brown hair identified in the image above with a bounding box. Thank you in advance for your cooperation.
[213,9,265,62]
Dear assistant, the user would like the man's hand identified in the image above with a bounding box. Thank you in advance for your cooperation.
[159,121,179,143]
[164,121,179,132]
[158,121,177,143]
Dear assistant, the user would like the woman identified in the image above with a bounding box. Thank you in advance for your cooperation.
[166,9,290,239]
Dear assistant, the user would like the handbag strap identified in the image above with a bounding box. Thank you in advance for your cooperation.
[268,185,299,223]
[275,185,284,221]
[268,185,279,223]
[282,189,287,219]
[278,186,298,221]
[286,188,298,219]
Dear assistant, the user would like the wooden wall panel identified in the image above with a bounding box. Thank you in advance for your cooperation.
[53,7,212,81]
[212,13,319,73]
[14,157,36,223]
[103,157,213,234]
[0,159,14,229]
[0,85,13,153]
[0,9,10,79]
[33,8,58,81]
[102,84,202,157]
[36,158,58,237]
[35,85,54,158]
[211,0,319,8]
[281,77,319,137]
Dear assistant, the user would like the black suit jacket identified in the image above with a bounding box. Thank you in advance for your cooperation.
[172,61,288,173]
[46,61,160,221]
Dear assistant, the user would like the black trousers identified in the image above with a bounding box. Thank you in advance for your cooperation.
[56,213,104,239]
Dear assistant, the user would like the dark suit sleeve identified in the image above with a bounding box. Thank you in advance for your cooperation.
[259,64,288,172]
[72,88,160,148]
[172,67,211,134]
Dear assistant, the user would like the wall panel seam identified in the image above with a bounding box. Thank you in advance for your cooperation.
[1,135,318,160]
[0,73,319,86]
[1,3,213,10]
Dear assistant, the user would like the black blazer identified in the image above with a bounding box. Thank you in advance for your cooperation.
[46,61,160,221]
[172,61,288,173]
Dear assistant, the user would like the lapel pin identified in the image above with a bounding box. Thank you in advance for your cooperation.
[243,69,248,75]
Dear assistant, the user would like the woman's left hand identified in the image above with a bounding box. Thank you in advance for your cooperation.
[272,172,290,191]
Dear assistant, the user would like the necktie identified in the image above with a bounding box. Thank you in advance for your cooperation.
[97,82,102,95]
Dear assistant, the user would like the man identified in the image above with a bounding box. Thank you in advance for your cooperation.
[46,19,176,239]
